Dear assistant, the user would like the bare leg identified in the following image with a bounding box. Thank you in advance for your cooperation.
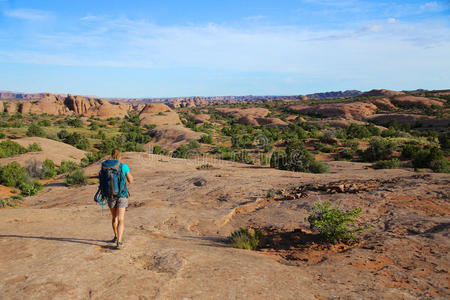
[117,208,126,243]
[110,207,118,239]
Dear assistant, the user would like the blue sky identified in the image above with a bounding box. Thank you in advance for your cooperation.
[0,0,449,98]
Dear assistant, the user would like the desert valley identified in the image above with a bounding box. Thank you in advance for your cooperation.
[0,88,449,299]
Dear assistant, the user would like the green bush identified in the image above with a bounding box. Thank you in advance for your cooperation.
[19,179,43,196]
[336,149,355,160]
[360,138,396,162]
[41,159,57,178]
[152,145,168,155]
[0,161,28,187]
[199,134,213,144]
[27,142,42,152]
[196,163,214,170]
[372,158,401,169]
[307,201,368,244]
[65,169,87,186]
[58,160,80,174]
[401,143,422,159]
[429,159,450,173]
[0,140,28,158]
[26,124,45,137]
[270,141,328,173]
[38,119,51,127]
[229,227,262,250]
[69,118,83,128]
[411,146,443,169]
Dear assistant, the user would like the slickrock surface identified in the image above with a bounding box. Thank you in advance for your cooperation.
[1,153,449,299]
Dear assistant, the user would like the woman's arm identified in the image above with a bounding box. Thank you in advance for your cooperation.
[126,172,134,184]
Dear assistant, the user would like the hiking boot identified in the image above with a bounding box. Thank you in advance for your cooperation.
[109,237,117,243]
[116,241,124,249]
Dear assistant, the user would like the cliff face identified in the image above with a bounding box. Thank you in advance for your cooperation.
[0,94,133,118]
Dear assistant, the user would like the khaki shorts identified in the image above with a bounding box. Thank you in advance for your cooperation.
[107,197,128,209]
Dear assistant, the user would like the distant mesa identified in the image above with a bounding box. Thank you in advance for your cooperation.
[360,89,405,97]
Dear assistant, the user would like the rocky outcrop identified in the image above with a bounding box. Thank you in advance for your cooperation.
[368,113,450,128]
[139,104,181,126]
[191,114,211,124]
[390,96,444,108]
[64,95,92,115]
[255,117,288,128]
[305,90,362,99]
[361,89,405,97]
[85,99,131,118]
[145,125,204,151]
[215,107,270,119]
[20,95,70,115]
[289,102,378,120]
[369,98,397,110]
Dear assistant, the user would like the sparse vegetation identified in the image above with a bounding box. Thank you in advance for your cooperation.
[229,227,262,250]
[307,201,369,244]
[372,158,401,169]
[65,168,88,186]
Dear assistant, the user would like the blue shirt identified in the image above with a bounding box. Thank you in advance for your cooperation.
[121,163,130,176]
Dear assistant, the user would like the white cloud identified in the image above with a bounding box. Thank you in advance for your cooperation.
[3,8,50,21]
[0,15,449,76]
[387,18,398,24]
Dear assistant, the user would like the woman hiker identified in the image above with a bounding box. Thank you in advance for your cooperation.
[105,148,133,249]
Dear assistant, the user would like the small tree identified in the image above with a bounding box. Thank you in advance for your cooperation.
[26,124,45,137]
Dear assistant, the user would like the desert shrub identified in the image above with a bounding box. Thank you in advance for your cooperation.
[57,129,70,140]
[342,139,359,150]
[401,143,422,159]
[26,124,45,137]
[430,159,450,173]
[360,138,396,162]
[381,126,405,138]
[199,134,213,144]
[411,146,443,169]
[96,130,106,140]
[233,150,254,164]
[125,111,141,126]
[346,124,375,139]
[438,133,450,154]
[65,168,87,186]
[260,153,270,165]
[0,132,5,139]
[196,163,214,170]
[69,118,83,128]
[0,140,28,158]
[27,142,42,152]
[0,161,28,187]
[25,159,43,178]
[0,198,20,208]
[307,201,368,244]
[315,142,337,153]
[309,160,331,173]
[270,141,328,173]
[89,123,99,131]
[152,145,168,155]
[41,159,57,178]
[58,160,80,174]
[231,134,254,149]
[19,179,43,196]
[229,227,262,250]
[336,149,355,160]
[38,119,51,127]
[64,132,90,150]
[270,150,286,169]
[372,158,401,169]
